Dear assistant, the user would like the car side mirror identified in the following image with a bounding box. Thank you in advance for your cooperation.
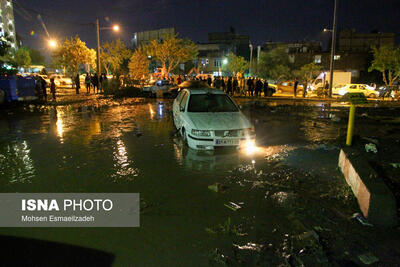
[180,107,185,112]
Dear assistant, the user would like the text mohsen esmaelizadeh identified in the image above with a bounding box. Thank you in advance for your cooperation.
[0,193,139,227]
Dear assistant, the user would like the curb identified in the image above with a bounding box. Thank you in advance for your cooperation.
[338,148,397,227]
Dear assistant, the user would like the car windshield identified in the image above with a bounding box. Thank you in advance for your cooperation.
[187,94,239,112]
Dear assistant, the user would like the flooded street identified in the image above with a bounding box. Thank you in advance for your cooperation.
[1,98,399,266]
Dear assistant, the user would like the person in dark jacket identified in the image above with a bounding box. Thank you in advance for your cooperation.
[294,80,299,97]
[50,78,56,100]
[207,75,212,86]
[226,77,233,95]
[75,74,80,94]
[255,78,263,97]
[263,80,269,97]
[92,73,99,93]
[232,77,238,95]
[247,78,254,96]
[85,73,91,94]
[40,76,47,101]
[221,77,226,92]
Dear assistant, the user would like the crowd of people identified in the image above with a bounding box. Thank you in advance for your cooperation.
[167,74,276,97]
[82,73,108,94]
[33,72,109,102]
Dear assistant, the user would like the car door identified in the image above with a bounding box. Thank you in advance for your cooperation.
[173,90,184,123]
[348,84,357,93]
[358,85,368,96]
[174,90,188,129]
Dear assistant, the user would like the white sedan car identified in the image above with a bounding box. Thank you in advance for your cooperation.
[333,84,379,98]
[173,84,255,150]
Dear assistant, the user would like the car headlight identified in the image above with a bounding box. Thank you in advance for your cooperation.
[191,129,211,137]
[339,89,346,95]
[241,127,255,137]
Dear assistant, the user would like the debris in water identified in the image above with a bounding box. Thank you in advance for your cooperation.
[358,252,379,265]
[390,163,400,168]
[233,242,264,252]
[252,180,265,189]
[208,183,228,193]
[224,202,241,211]
[329,113,340,122]
[364,143,377,153]
[351,213,373,227]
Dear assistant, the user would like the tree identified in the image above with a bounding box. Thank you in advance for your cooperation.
[368,45,400,86]
[52,36,95,76]
[0,34,17,75]
[27,48,45,65]
[128,47,149,80]
[13,47,32,68]
[293,63,321,97]
[224,52,248,76]
[100,39,131,76]
[257,47,292,82]
[146,34,198,76]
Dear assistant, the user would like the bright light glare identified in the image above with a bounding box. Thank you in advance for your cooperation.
[223,59,228,65]
[244,140,258,155]
[113,25,120,32]
[49,40,57,47]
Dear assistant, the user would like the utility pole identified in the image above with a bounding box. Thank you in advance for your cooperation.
[328,0,338,98]
[96,18,101,77]
[249,44,253,76]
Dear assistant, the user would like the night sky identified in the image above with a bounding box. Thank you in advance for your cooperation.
[13,0,400,55]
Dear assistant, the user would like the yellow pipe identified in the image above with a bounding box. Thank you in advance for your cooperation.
[346,104,356,146]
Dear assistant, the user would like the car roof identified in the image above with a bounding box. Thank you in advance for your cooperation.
[184,88,226,95]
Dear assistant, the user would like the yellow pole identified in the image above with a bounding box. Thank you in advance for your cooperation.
[346,104,356,146]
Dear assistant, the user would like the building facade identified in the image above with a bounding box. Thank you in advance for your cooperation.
[337,29,395,52]
[0,0,16,48]
[195,29,250,75]
[132,27,175,47]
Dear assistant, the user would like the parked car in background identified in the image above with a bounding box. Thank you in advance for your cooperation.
[49,75,72,86]
[276,81,305,96]
[377,85,400,99]
[173,81,255,151]
[143,79,174,97]
[44,76,61,87]
[333,84,379,98]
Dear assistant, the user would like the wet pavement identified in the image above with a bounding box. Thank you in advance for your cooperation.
[0,96,399,266]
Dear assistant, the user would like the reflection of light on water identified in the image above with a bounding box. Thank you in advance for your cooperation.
[112,139,139,181]
[158,104,163,117]
[56,108,64,143]
[115,140,128,167]
[0,140,35,184]
[148,104,154,120]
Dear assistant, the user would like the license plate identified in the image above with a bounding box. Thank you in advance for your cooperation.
[215,139,239,145]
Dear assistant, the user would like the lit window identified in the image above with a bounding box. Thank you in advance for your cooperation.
[214,59,221,67]
[334,55,341,60]
[314,55,321,64]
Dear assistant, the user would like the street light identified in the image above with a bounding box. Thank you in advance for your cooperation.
[95,19,120,78]
[112,25,120,32]
[222,58,228,65]
[48,39,57,48]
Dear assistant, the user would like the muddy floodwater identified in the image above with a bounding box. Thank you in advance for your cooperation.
[0,98,399,266]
